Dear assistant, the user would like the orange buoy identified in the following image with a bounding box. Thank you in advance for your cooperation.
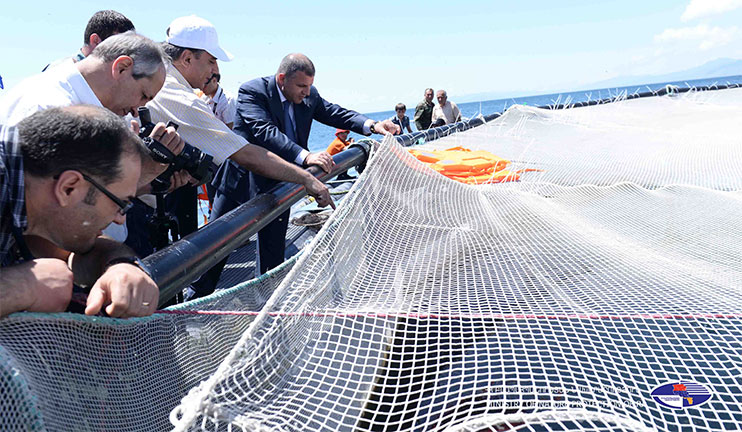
[408,146,528,185]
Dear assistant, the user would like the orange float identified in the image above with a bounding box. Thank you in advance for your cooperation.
[408,146,538,185]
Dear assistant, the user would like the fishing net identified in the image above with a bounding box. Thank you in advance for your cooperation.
[3,87,742,431]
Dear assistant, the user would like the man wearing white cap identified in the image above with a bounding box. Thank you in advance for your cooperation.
[147,16,332,201]
[141,16,333,274]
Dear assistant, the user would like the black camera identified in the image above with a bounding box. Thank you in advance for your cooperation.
[137,107,216,191]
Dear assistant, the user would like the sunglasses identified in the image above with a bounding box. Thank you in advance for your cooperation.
[80,173,133,215]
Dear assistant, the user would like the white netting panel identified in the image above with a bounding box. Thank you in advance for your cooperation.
[0,260,295,431]
[169,89,742,431]
[2,88,742,432]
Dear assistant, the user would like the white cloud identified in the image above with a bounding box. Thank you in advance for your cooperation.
[654,24,739,50]
[681,0,742,22]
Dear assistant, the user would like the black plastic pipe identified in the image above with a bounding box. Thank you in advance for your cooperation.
[145,140,371,307]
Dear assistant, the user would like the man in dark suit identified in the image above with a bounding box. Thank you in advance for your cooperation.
[197,53,397,293]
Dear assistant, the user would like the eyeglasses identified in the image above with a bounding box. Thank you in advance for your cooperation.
[80,173,133,215]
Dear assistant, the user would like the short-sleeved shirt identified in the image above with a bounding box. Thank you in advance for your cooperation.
[146,64,246,165]
[0,126,28,267]
[390,115,410,135]
[0,61,102,126]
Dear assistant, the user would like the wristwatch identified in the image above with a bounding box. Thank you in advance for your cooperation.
[105,256,143,270]
[369,121,378,134]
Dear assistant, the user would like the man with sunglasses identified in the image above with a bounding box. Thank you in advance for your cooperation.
[0,105,159,318]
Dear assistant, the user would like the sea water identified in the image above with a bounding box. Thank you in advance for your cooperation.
[307,75,742,153]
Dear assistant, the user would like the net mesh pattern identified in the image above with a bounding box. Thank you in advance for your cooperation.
[169,89,742,431]
[2,88,742,431]
[0,259,295,431]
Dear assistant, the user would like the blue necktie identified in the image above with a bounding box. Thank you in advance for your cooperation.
[283,100,297,143]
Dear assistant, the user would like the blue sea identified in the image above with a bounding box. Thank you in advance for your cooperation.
[307,75,742,153]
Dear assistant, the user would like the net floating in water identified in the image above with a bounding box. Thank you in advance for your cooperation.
[409,146,533,184]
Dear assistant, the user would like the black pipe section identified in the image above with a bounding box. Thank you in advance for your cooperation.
[393,82,742,147]
[145,140,371,307]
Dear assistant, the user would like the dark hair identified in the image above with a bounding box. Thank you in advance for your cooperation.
[83,10,135,45]
[17,105,147,184]
[162,42,204,63]
[277,53,315,79]
[395,103,406,111]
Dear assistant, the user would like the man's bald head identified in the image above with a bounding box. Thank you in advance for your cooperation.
[277,53,315,80]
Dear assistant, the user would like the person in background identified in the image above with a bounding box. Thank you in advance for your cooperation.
[326,128,354,156]
[414,88,435,130]
[43,10,135,72]
[431,89,461,125]
[0,105,159,318]
[390,103,413,135]
[197,73,236,129]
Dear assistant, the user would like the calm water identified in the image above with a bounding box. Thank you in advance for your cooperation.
[307,75,742,152]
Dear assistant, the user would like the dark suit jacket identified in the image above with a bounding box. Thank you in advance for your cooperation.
[213,75,369,202]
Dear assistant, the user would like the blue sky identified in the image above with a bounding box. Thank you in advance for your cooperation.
[2,0,742,112]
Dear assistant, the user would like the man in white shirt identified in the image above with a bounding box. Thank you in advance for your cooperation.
[431,89,462,125]
[0,32,185,241]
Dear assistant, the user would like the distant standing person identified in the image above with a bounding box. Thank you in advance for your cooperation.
[431,89,461,125]
[414,88,435,130]
[390,103,413,135]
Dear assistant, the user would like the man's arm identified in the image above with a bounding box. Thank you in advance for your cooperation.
[68,237,158,317]
[0,258,73,318]
[230,144,334,208]
[312,90,369,134]
[147,92,245,166]
[24,235,158,317]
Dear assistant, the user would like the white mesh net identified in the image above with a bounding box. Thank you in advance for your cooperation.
[3,88,742,431]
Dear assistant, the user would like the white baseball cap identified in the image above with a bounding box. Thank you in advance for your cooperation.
[166,15,234,62]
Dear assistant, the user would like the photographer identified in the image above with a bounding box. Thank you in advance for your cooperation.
[0,105,158,318]
[0,31,186,241]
